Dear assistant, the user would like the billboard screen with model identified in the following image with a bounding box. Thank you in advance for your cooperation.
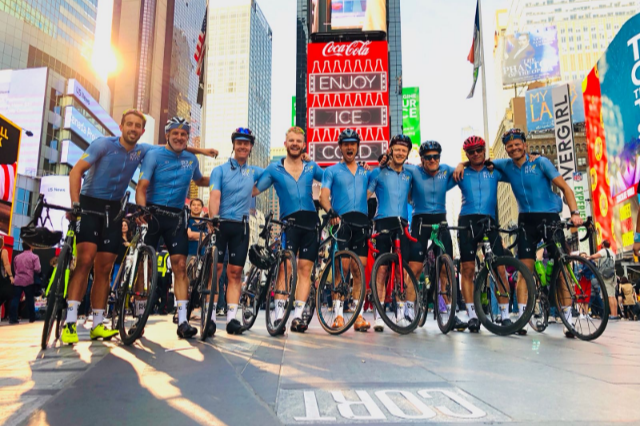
[502,26,561,86]
[310,0,386,35]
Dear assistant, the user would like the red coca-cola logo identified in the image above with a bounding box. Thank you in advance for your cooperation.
[321,41,371,57]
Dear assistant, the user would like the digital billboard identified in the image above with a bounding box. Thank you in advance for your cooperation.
[0,114,22,235]
[0,68,48,177]
[502,26,561,86]
[63,106,104,145]
[310,0,386,35]
[402,87,421,149]
[525,81,585,132]
[39,176,72,233]
[307,40,389,166]
[66,80,120,136]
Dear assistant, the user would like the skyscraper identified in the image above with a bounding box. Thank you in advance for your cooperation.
[200,0,272,215]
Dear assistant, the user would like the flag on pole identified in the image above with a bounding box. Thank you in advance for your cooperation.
[195,8,207,106]
[467,0,482,99]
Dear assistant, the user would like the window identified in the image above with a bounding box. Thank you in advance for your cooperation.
[14,188,32,216]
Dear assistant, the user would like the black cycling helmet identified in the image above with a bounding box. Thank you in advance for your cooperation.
[20,226,62,249]
[231,127,255,145]
[419,140,442,157]
[389,134,412,150]
[338,128,361,145]
[502,128,526,144]
[249,244,274,270]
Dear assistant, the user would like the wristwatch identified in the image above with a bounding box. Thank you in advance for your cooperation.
[570,210,580,216]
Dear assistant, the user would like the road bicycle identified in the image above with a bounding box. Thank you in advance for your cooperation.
[449,218,536,336]
[368,217,421,335]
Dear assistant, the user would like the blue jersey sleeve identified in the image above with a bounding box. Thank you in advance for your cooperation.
[367,168,380,193]
[491,158,510,172]
[538,157,561,181]
[253,166,264,183]
[442,164,458,190]
[209,165,223,193]
[192,157,203,181]
[80,138,110,166]
[138,143,157,158]
[321,167,334,190]
[312,161,324,181]
[138,149,158,182]
[256,165,274,192]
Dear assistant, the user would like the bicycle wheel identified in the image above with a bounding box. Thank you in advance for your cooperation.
[41,245,70,350]
[474,256,535,336]
[117,245,158,345]
[316,251,366,335]
[55,305,67,340]
[551,256,609,341]
[240,266,264,330]
[265,249,297,336]
[434,254,457,334]
[529,271,549,333]
[200,247,218,341]
[370,252,421,335]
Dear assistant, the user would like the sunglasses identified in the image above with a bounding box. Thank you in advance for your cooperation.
[235,127,253,135]
[466,147,484,155]
[423,154,440,161]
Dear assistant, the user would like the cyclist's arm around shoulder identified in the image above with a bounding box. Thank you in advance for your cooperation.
[311,161,324,182]
[366,168,380,199]
[254,165,274,196]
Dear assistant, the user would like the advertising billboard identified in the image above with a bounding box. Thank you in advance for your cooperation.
[310,0,386,35]
[525,81,585,132]
[502,26,561,86]
[402,87,421,148]
[0,114,22,235]
[306,40,389,166]
[39,175,72,233]
[0,68,48,177]
[63,106,104,145]
[66,80,119,135]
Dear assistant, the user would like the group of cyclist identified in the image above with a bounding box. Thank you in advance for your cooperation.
[37,105,589,346]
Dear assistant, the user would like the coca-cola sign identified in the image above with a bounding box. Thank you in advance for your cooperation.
[322,41,371,57]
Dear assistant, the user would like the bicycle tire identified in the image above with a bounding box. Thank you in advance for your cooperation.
[55,306,67,339]
[435,254,457,334]
[118,245,158,345]
[316,251,366,335]
[265,249,297,336]
[529,271,549,333]
[370,252,421,335]
[474,256,535,336]
[551,255,609,341]
[200,247,218,341]
[41,245,70,350]
[240,266,260,329]
[187,276,201,322]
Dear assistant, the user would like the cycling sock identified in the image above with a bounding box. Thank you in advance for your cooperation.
[293,300,305,319]
[406,301,415,321]
[92,309,105,328]
[396,301,405,320]
[466,303,477,320]
[518,304,526,318]
[227,304,238,322]
[210,305,217,322]
[562,305,572,323]
[333,300,343,317]
[136,300,147,317]
[446,303,452,314]
[275,300,285,320]
[499,303,509,320]
[373,307,379,321]
[177,300,188,324]
[66,300,80,324]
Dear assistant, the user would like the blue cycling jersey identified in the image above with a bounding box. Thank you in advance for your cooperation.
[321,162,369,216]
[407,164,457,215]
[139,147,203,209]
[492,156,563,214]
[367,166,412,221]
[209,158,264,221]
[255,159,324,219]
[80,136,155,201]
[458,166,506,218]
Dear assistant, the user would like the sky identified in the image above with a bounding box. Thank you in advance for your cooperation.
[257,0,507,167]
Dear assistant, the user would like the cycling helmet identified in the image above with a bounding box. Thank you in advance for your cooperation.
[419,140,442,157]
[249,244,275,270]
[231,127,255,144]
[389,134,412,150]
[502,128,526,144]
[20,226,62,249]
[165,116,191,134]
[463,136,486,152]
[338,128,361,144]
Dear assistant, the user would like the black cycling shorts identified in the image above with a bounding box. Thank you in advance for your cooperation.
[517,212,566,260]
[215,221,250,267]
[336,212,370,258]
[409,213,453,263]
[373,217,411,261]
[144,205,189,257]
[457,214,504,263]
[75,194,123,254]
[283,211,318,262]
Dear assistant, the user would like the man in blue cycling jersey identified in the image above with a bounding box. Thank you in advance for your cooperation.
[490,128,582,337]
[136,117,210,339]
[454,136,509,333]
[319,129,371,332]
[61,110,216,345]
[405,140,467,331]
[367,134,414,332]
[209,127,264,336]
[253,126,324,334]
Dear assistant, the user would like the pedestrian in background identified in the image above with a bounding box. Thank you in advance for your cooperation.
[589,240,618,320]
[10,243,41,324]
[111,219,131,287]
[618,277,638,320]
[0,236,14,316]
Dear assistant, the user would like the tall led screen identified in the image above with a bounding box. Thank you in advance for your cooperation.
[310,0,386,35]
[307,40,389,166]
[502,26,561,86]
